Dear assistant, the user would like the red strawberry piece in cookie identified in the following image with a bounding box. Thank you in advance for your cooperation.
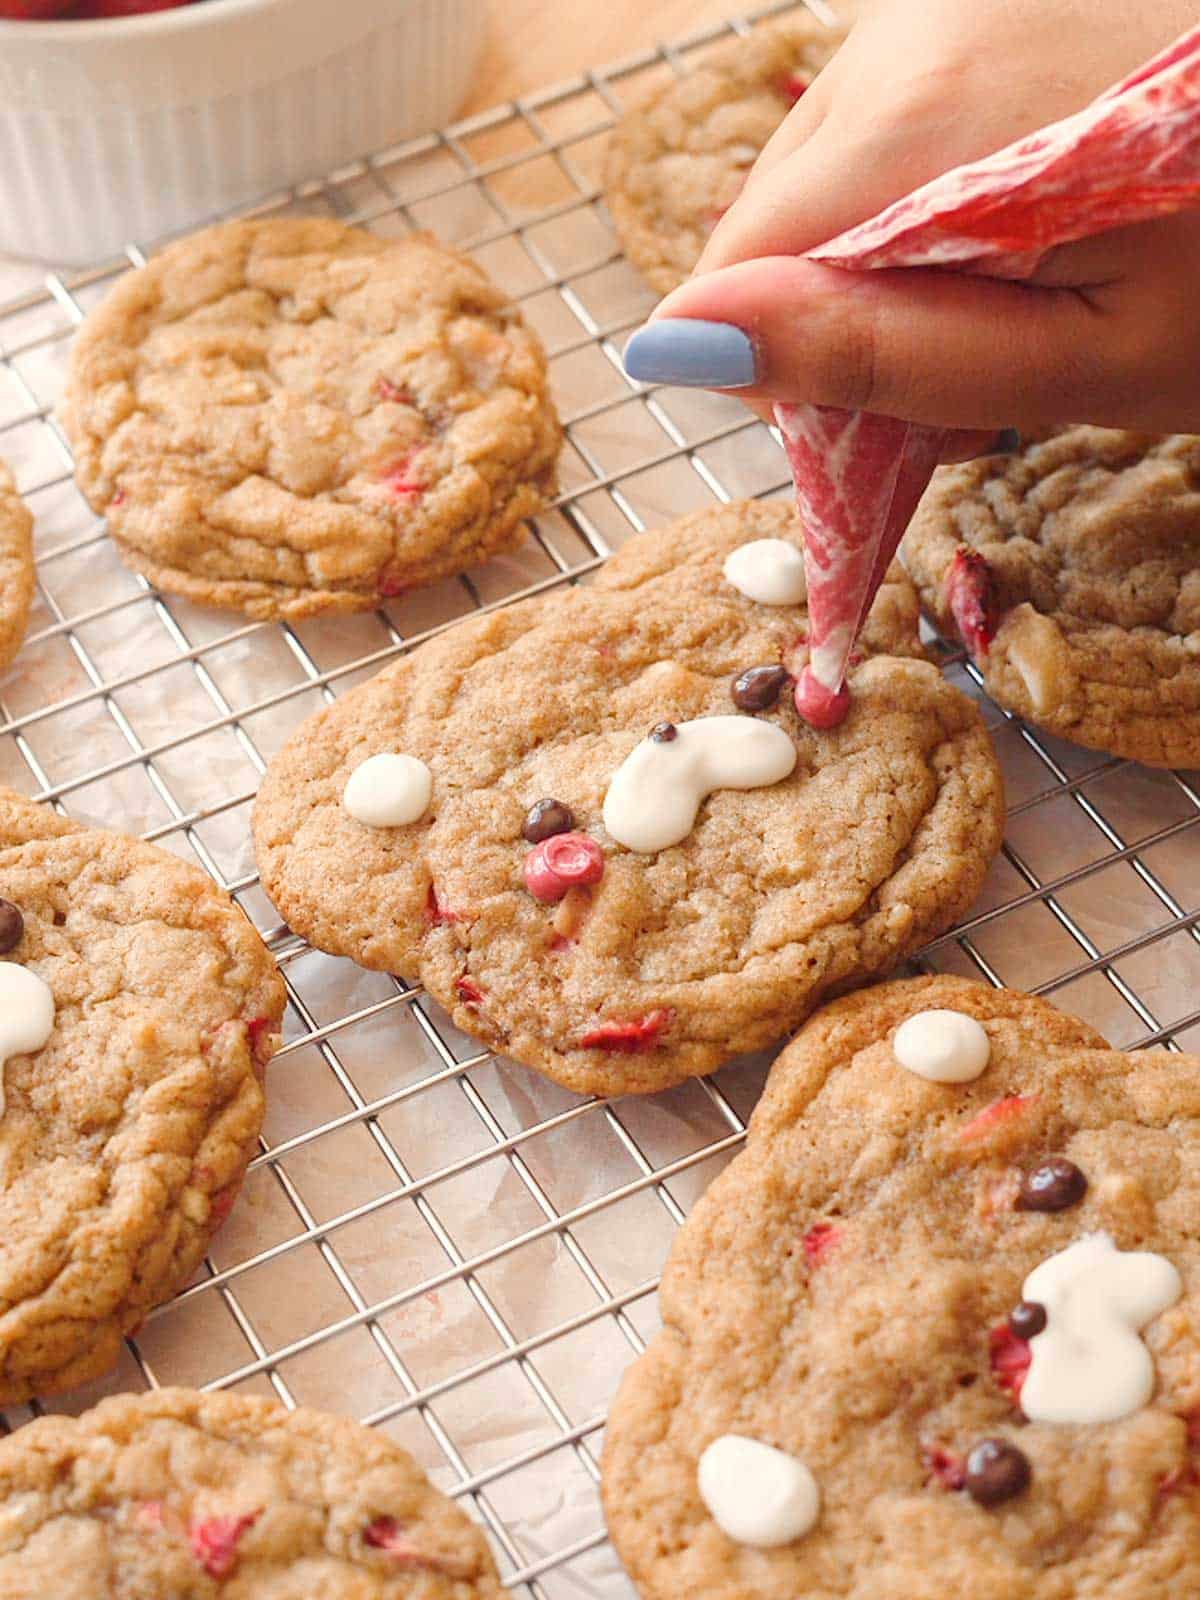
[376,564,409,599]
[524,832,605,903]
[776,71,810,103]
[802,1222,841,1267]
[988,1323,1032,1406]
[945,546,1001,658]
[377,377,415,406]
[923,1445,966,1492]
[245,1014,276,1068]
[577,1008,673,1053]
[364,1517,470,1575]
[188,1511,260,1580]
[425,884,462,925]
[957,1094,1039,1145]
[381,452,427,501]
[457,977,484,1006]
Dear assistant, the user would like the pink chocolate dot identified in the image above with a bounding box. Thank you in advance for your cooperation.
[794,667,851,729]
[524,832,605,903]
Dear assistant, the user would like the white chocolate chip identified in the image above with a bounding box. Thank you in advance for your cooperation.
[697,1435,820,1548]
[1020,1233,1182,1426]
[892,1009,991,1083]
[343,752,432,829]
[999,605,1071,716]
[0,962,55,1117]
[603,716,796,854]
[723,539,808,605]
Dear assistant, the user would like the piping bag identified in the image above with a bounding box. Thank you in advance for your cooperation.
[780,21,1200,728]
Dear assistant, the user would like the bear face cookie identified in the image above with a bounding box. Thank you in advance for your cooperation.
[253,502,1003,1097]
[0,788,283,1402]
[602,976,1199,1599]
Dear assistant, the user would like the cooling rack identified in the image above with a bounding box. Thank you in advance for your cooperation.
[2,1,1200,1592]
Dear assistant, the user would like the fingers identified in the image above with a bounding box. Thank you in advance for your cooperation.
[626,256,1139,431]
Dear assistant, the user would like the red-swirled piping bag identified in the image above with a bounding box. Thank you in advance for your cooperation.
[782,20,1200,728]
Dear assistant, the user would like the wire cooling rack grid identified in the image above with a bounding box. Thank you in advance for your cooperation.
[3,1,1200,1591]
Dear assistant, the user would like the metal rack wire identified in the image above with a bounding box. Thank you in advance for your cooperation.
[1,2,1199,1591]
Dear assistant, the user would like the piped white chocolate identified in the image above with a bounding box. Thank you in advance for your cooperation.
[0,962,55,1117]
[343,752,432,829]
[1020,1232,1182,1425]
[603,716,796,853]
[697,1435,820,1548]
[723,539,808,605]
[892,1009,991,1083]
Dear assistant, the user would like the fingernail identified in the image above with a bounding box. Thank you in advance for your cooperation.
[992,428,1022,454]
[623,319,758,389]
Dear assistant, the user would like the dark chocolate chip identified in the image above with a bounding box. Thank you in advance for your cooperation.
[731,664,790,713]
[1017,1157,1088,1213]
[0,898,24,955]
[1008,1300,1047,1341]
[964,1438,1031,1506]
[522,799,575,844]
[650,722,678,743]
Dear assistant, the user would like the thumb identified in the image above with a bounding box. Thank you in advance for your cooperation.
[626,256,1118,432]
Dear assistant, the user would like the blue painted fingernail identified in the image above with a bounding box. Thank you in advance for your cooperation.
[623,319,758,389]
[993,427,1022,454]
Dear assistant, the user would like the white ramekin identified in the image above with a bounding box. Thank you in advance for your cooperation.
[0,0,488,264]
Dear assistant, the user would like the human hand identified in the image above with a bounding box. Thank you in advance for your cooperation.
[623,0,1200,437]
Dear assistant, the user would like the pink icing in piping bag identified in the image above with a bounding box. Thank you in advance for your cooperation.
[781,21,1200,728]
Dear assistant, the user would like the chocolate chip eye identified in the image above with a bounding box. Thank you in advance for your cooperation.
[522,799,575,844]
[649,722,678,743]
[964,1438,1031,1506]
[731,664,790,712]
[1007,1300,1047,1341]
[0,898,24,955]
[1017,1157,1087,1213]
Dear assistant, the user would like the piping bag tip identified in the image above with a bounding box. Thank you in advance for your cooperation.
[795,668,851,729]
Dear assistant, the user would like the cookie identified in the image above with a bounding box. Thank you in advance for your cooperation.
[62,218,562,621]
[605,19,846,297]
[253,500,1004,1097]
[0,463,34,673]
[603,975,1200,1599]
[0,787,283,1402]
[0,1387,502,1596]
[905,426,1200,767]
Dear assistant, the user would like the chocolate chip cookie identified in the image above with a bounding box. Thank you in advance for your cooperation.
[62,218,562,621]
[0,463,34,673]
[603,975,1200,1599]
[0,1387,502,1596]
[905,427,1200,768]
[0,787,283,1402]
[253,500,1004,1097]
[605,19,846,296]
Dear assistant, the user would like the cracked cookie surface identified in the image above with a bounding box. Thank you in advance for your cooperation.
[253,501,1003,1097]
[602,975,1200,1600]
[0,1387,502,1596]
[0,788,283,1402]
[63,219,562,621]
[905,427,1200,767]
[0,464,34,673]
[605,19,846,296]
